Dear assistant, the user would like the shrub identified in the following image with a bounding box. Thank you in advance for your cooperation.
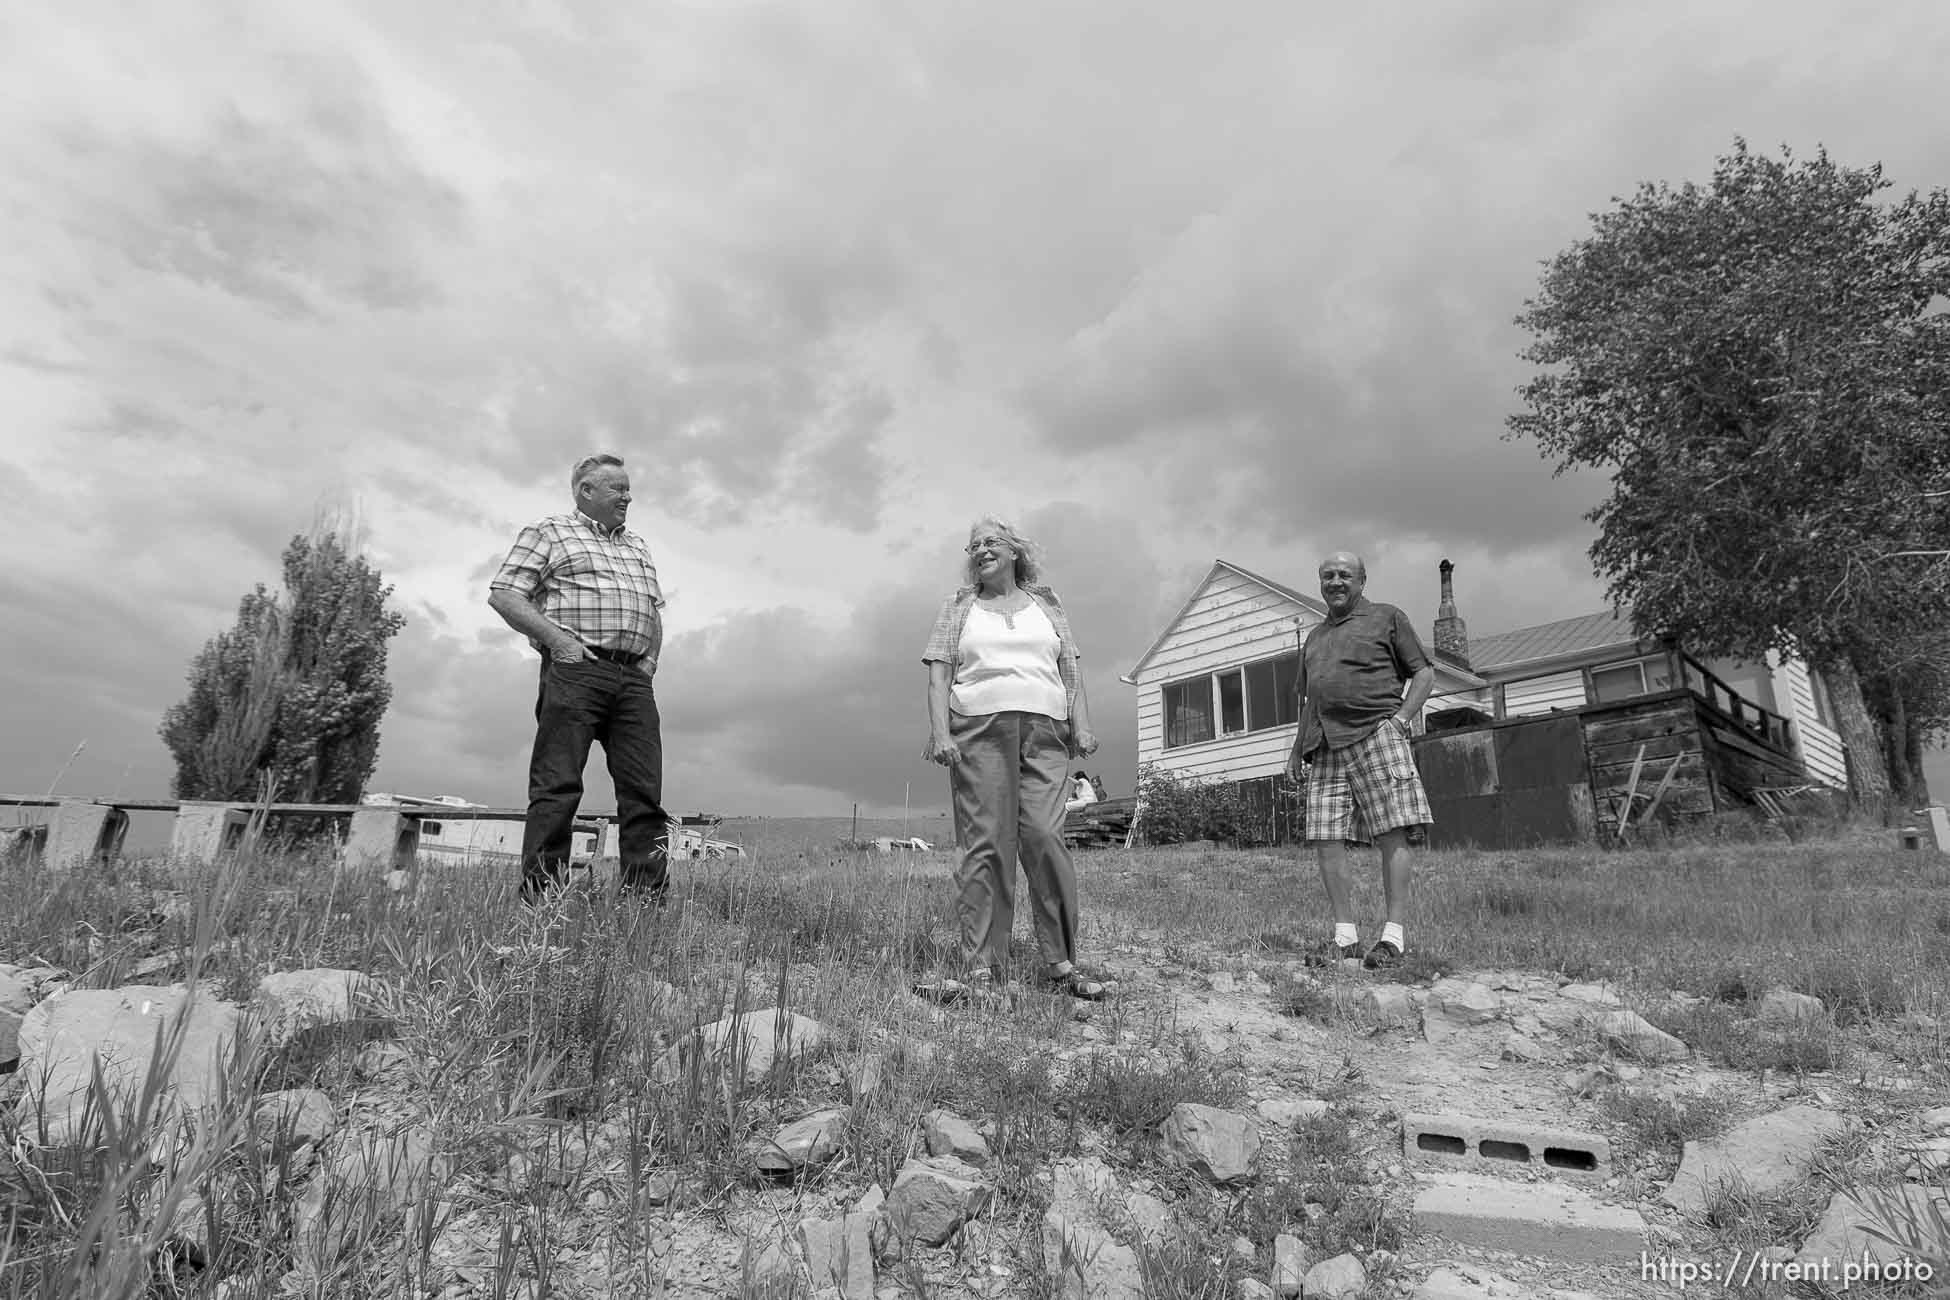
[1134,766,1248,846]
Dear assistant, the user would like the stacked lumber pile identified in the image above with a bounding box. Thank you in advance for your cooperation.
[1063,796,1137,850]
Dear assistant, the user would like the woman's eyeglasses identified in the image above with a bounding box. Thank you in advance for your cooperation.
[966,536,1013,555]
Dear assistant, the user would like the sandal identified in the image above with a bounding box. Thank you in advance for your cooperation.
[1044,968,1113,1001]
[913,972,1006,1006]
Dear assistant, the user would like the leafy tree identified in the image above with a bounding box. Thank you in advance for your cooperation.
[161,526,406,803]
[1510,140,1950,802]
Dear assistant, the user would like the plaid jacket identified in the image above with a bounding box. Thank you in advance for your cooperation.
[922,584,1082,720]
[491,512,665,667]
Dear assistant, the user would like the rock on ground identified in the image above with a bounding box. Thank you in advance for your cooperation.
[1272,1233,1307,1296]
[886,1156,991,1247]
[1757,988,1827,1024]
[799,1202,877,1300]
[1795,1185,1950,1283]
[923,1108,992,1167]
[1414,1264,1533,1299]
[1664,1105,1847,1218]
[1593,1008,1690,1062]
[754,1107,849,1176]
[253,969,384,1050]
[1159,1102,1261,1185]
[1303,1252,1367,1300]
[294,1123,445,1269]
[13,985,241,1144]
[654,1008,831,1086]
[1042,1204,1142,1300]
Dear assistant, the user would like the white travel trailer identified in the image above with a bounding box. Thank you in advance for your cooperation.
[363,793,599,867]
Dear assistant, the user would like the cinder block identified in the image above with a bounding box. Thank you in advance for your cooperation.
[1403,1112,1611,1182]
[170,803,251,864]
[1917,806,1950,854]
[0,824,47,866]
[45,800,129,869]
[342,809,420,872]
[1413,1170,1645,1263]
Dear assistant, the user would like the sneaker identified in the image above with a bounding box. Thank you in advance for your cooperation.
[1304,940,1365,968]
[1363,940,1403,970]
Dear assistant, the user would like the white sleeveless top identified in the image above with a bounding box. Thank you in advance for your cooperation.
[950,602,1069,720]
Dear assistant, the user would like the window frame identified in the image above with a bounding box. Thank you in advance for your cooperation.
[1585,654,1675,706]
[1161,651,1303,750]
[1163,677,1217,748]
[1807,668,1836,728]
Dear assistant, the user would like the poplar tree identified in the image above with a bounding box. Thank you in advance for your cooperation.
[161,524,406,803]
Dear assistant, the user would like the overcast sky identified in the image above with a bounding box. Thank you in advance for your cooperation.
[4,0,1946,818]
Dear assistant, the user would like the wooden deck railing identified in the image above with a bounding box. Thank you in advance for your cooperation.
[1676,653,1794,752]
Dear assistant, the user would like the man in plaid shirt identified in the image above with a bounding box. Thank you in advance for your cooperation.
[489,454,671,901]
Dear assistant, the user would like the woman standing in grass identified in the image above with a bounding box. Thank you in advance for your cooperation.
[920,516,1109,1002]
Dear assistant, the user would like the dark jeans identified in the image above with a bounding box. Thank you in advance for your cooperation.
[520,658,671,899]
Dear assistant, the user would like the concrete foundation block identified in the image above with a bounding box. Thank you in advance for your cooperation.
[170,803,251,865]
[1916,806,1950,854]
[342,809,420,872]
[1404,1111,1612,1182]
[1413,1170,1645,1263]
[45,800,130,870]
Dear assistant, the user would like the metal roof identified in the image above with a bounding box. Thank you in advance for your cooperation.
[1467,608,1641,673]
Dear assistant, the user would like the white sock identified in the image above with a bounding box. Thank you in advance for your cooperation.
[1380,922,1405,952]
[1334,923,1359,948]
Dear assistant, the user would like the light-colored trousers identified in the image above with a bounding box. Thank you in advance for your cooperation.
[948,709,1080,975]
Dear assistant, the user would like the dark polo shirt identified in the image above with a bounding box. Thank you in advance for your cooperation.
[1291,598,1433,760]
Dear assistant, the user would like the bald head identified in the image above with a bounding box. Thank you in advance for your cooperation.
[1319,551,1367,616]
[1321,551,1366,581]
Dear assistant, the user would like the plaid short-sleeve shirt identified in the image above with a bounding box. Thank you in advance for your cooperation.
[922,584,1082,719]
[491,512,665,666]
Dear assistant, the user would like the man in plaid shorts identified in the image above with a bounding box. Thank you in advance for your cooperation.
[1286,552,1435,968]
[489,454,671,902]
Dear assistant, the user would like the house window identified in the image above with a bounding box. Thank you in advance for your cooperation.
[1163,653,1301,748]
[1588,656,1673,705]
[422,820,443,836]
[1218,670,1246,734]
[1246,655,1302,730]
[1164,679,1215,747]
[1808,669,1835,727]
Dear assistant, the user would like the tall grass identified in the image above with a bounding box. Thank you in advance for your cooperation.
[2,825,1944,1295]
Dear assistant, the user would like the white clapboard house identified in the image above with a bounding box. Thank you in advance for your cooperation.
[1121,560,1847,846]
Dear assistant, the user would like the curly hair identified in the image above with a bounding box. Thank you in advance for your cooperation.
[962,515,1046,588]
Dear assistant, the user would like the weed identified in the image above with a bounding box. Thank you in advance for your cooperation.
[1271,972,1333,1021]
[1599,1086,1731,1159]
[1644,1000,1849,1074]
[1233,1112,1405,1261]
[1067,1041,1245,1140]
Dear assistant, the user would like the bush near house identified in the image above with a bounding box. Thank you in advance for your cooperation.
[1134,764,1251,845]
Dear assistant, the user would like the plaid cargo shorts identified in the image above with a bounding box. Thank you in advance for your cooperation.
[1303,718,1433,843]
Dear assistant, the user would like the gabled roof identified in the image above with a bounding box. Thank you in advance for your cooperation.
[1124,559,1486,687]
[1126,560,1326,679]
[1468,608,1642,674]
[1203,562,1489,685]
[1219,559,1332,617]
